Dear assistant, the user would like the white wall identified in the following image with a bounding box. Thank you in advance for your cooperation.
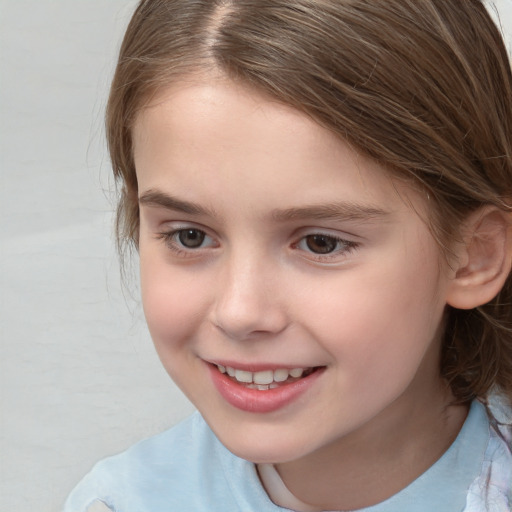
[1,1,511,511]
[0,2,195,511]
[492,0,512,52]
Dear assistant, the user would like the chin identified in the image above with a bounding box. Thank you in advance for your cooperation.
[213,427,312,464]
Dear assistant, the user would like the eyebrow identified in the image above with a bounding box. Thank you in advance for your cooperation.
[139,189,390,223]
[271,203,390,223]
[139,189,216,217]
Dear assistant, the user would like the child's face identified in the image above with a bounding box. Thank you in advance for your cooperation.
[133,77,455,464]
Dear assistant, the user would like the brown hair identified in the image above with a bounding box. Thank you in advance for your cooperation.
[106,0,512,405]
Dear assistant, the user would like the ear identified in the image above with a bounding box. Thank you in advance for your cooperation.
[446,206,512,310]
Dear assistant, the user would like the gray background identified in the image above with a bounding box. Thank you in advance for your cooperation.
[1,1,511,511]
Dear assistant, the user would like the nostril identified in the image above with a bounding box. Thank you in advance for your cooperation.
[211,302,288,340]
[210,264,289,338]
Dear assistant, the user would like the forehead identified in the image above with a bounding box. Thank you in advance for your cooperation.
[132,78,426,220]
[133,77,341,166]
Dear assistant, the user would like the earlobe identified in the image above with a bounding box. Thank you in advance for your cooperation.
[446,207,512,310]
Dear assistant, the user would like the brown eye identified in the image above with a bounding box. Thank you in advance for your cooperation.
[305,235,338,254]
[178,229,206,248]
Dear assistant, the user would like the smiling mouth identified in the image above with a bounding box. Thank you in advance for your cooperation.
[214,364,319,390]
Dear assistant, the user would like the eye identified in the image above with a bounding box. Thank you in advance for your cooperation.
[156,226,218,255]
[177,229,207,248]
[294,233,359,259]
[304,234,339,254]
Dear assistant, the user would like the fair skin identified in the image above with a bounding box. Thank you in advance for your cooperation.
[133,77,469,510]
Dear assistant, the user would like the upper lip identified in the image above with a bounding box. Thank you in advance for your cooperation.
[205,359,318,372]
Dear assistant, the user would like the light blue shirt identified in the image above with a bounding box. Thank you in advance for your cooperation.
[63,400,511,512]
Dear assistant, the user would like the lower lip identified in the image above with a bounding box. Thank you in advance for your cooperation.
[207,364,324,414]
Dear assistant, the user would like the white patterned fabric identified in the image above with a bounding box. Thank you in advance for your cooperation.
[85,500,113,512]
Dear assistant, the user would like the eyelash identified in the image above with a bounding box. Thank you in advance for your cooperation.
[293,234,359,261]
[155,228,360,261]
[155,228,218,257]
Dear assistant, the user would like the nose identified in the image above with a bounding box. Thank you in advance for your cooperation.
[210,251,288,341]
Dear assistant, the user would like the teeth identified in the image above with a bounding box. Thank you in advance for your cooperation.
[218,365,311,385]
[253,370,274,385]
[235,369,253,383]
[273,369,289,382]
[246,384,270,390]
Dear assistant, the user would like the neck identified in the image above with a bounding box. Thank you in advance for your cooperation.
[275,383,468,511]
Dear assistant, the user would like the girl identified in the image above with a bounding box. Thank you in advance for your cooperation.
[65,1,512,511]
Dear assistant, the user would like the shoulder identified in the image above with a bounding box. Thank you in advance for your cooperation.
[464,397,512,512]
[62,413,239,512]
[90,411,211,480]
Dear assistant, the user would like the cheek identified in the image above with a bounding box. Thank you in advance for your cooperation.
[301,243,446,381]
[139,251,210,351]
